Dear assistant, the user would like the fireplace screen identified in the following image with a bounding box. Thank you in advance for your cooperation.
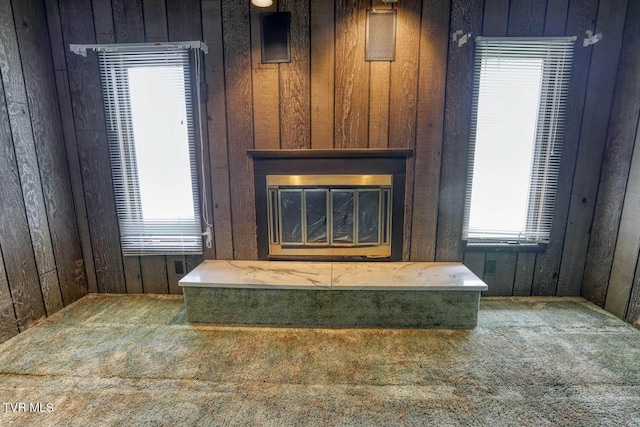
[267,175,392,257]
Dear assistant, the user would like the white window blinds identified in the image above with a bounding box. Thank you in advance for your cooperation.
[463,37,576,244]
[98,46,202,255]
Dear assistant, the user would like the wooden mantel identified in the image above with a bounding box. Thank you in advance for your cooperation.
[248,148,414,159]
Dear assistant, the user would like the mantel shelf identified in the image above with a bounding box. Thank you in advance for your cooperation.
[248,148,414,159]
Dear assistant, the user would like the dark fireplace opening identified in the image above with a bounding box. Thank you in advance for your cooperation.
[250,149,412,261]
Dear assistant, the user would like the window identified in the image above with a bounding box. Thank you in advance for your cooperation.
[463,37,576,245]
[98,45,202,255]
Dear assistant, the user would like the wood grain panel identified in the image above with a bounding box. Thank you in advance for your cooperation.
[0,80,46,331]
[544,0,569,36]
[167,0,201,41]
[557,0,628,296]
[463,252,485,279]
[482,0,509,36]
[367,0,392,150]
[605,121,640,318]
[202,0,234,259]
[141,256,169,293]
[91,0,115,43]
[0,0,27,104]
[0,246,19,342]
[513,253,536,296]
[75,128,126,293]
[61,0,126,294]
[6,102,57,276]
[435,0,483,262]
[389,0,421,149]
[13,0,87,305]
[123,256,143,293]
[167,0,215,260]
[250,1,280,150]
[310,0,335,149]
[280,0,311,149]
[410,0,450,261]
[531,0,598,296]
[507,0,547,36]
[112,0,145,43]
[142,0,168,41]
[484,253,517,296]
[222,0,258,259]
[166,255,185,294]
[583,0,640,305]
[368,61,390,149]
[625,235,640,324]
[335,0,369,148]
[39,270,63,316]
[45,0,98,294]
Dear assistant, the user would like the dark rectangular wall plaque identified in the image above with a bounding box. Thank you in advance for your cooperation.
[261,12,291,63]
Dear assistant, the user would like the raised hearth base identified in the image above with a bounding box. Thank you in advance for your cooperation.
[179,260,488,329]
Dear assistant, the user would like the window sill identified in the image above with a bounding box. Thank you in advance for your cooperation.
[463,241,547,253]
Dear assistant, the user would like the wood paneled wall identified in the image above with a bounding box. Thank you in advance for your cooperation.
[43,0,631,303]
[582,0,640,325]
[0,0,86,342]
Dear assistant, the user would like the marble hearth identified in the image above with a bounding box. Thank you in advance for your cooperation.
[179,260,488,328]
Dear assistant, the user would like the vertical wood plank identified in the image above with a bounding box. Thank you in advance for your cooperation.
[112,0,145,42]
[335,0,369,148]
[310,0,335,149]
[123,257,143,293]
[202,0,234,259]
[142,0,167,42]
[166,255,185,294]
[389,0,421,149]
[513,253,536,296]
[435,0,483,262]
[507,0,547,36]
[531,0,598,295]
[39,270,64,315]
[45,0,98,294]
[279,0,310,149]
[91,0,115,43]
[367,1,391,150]
[482,0,509,36]
[59,0,126,293]
[625,228,640,324]
[0,246,19,342]
[544,0,569,36]
[12,0,87,306]
[410,0,450,261]
[222,0,258,259]
[557,0,628,296]
[605,121,640,318]
[463,252,485,279]
[251,1,280,150]
[583,0,640,306]
[0,0,57,280]
[484,252,517,296]
[167,0,215,260]
[0,78,46,331]
[368,60,390,149]
[140,256,169,293]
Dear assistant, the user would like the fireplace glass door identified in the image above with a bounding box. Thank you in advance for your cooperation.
[267,175,392,257]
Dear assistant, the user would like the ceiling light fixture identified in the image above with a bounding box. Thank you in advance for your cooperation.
[252,0,273,7]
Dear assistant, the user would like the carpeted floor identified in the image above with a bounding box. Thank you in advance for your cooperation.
[0,294,639,426]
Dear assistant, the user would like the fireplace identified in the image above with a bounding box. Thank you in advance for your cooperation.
[250,149,412,261]
[266,174,392,257]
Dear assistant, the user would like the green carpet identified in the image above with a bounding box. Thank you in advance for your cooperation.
[0,294,638,426]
